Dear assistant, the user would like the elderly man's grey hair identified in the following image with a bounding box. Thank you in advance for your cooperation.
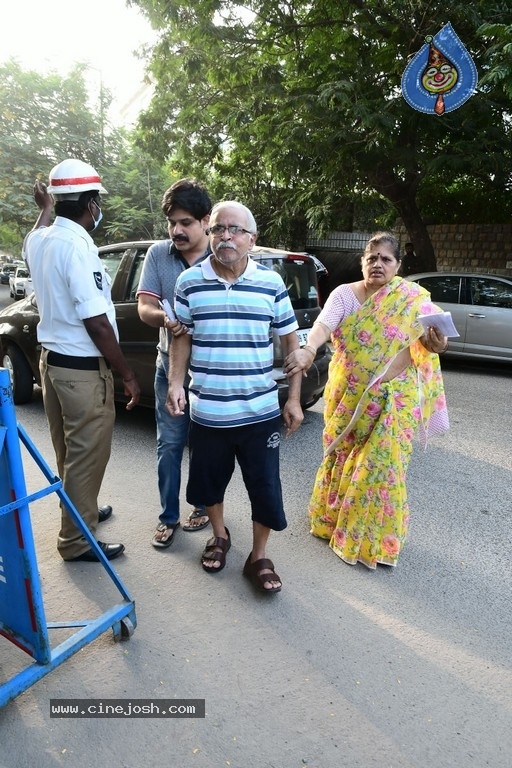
[210,201,257,234]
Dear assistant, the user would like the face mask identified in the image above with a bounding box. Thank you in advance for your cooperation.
[89,201,103,231]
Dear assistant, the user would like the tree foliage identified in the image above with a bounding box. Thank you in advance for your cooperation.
[0,60,103,250]
[133,0,512,270]
[477,18,512,99]
[102,142,170,241]
[0,60,166,254]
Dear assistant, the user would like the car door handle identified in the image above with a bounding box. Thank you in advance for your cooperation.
[468,313,486,318]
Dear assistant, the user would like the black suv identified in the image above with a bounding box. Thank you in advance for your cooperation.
[0,242,331,408]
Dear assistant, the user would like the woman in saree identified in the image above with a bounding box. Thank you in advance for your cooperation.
[283,232,449,570]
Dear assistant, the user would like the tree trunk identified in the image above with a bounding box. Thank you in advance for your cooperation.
[369,167,437,272]
[393,203,437,272]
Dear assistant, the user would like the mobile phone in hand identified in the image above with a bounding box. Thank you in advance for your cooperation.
[158,299,176,321]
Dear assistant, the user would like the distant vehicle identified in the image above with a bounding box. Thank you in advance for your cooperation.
[9,266,32,300]
[0,241,331,406]
[407,272,512,362]
[0,263,21,285]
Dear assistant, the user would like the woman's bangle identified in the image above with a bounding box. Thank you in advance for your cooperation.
[303,344,316,357]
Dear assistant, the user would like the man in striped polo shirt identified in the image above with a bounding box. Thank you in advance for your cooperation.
[166,201,304,594]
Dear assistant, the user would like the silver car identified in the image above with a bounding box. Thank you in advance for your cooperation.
[9,266,32,300]
[407,272,512,362]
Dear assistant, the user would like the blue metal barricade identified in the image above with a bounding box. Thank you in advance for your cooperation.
[0,368,136,708]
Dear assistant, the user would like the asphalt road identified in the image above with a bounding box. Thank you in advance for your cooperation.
[0,284,511,767]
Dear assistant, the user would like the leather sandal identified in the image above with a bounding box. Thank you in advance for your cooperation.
[201,527,231,573]
[243,554,282,593]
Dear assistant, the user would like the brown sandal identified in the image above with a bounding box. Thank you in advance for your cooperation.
[201,527,231,573]
[243,554,282,593]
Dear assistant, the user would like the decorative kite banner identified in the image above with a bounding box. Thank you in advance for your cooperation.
[401,23,478,115]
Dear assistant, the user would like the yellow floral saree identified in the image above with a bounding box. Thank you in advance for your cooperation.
[309,277,448,569]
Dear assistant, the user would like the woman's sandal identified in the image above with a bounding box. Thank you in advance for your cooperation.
[182,508,210,532]
[243,554,282,594]
[201,527,231,573]
[151,522,180,549]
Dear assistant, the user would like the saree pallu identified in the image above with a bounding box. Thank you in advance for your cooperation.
[309,277,448,569]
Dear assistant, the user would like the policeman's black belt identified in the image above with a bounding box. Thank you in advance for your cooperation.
[45,350,110,370]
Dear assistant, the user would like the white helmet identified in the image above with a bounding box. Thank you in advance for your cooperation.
[47,158,108,200]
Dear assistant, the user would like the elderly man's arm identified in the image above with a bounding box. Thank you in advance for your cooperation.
[166,332,192,416]
[279,331,304,436]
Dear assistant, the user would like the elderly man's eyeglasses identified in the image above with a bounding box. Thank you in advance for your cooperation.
[209,224,252,236]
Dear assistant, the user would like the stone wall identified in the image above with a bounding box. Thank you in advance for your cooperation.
[307,224,512,298]
[396,223,512,276]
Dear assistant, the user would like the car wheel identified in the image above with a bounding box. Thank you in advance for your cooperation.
[2,344,34,404]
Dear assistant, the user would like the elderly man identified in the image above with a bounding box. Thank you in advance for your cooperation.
[166,201,303,594]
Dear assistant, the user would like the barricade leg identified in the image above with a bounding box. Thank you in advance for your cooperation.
[0,368,137,709]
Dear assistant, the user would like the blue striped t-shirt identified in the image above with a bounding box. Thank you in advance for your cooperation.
[175,255,298,427]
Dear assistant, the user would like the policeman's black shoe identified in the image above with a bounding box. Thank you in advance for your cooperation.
[68,541,125,562]
[98,505,113,523]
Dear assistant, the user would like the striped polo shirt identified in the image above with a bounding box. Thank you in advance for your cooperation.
[175,254,298,427]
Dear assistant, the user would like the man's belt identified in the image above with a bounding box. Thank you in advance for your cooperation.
[45,350,109,370]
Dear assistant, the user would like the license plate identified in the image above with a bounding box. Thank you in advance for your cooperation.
[296,329,309,347]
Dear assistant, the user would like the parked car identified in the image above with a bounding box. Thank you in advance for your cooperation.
[0,263,22,285]
[9,266,32,300]
[302,252,329,306]
[0,241,331,406]
[407,272,512,362]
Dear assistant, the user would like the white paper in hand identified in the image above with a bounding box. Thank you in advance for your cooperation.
[159,299,176,321]
[417,311,459,337]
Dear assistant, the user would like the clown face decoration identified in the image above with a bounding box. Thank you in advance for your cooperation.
[402,23,477,115]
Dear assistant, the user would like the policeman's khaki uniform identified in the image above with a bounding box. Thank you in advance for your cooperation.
[25,217,117,560]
